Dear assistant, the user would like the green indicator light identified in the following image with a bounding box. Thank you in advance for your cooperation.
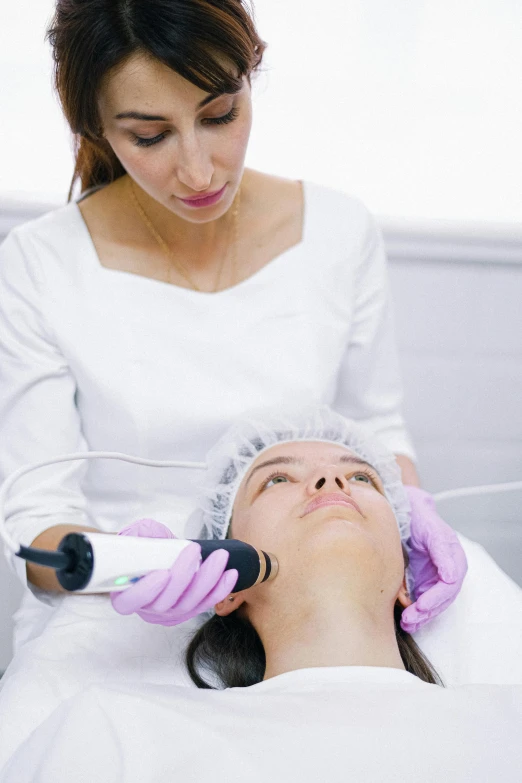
[114,576,129,586]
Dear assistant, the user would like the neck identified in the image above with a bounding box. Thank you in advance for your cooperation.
[252,586,405,681]
[126,172,250,259]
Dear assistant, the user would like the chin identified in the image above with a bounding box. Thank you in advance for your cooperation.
[175,199,233,224]
[307,515,363,546]
[308,505,361,526]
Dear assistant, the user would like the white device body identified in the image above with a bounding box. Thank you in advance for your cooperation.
[77,533,197,593]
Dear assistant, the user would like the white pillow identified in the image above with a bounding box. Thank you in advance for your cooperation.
[413,533,522,685]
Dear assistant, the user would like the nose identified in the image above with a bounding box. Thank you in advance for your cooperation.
[176,131,214,192]
[306,465,350,495]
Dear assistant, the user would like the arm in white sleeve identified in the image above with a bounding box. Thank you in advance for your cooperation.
[332,209,416,461]
[0,228,96,595]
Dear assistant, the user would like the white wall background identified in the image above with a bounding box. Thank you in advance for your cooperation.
[1,1,521,221]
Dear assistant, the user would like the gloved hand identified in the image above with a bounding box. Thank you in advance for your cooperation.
[400,486,468,634]
[110,518,238,626]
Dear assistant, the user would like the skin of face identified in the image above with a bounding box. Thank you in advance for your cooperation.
[215,441,412,620]
[97,53,252,223]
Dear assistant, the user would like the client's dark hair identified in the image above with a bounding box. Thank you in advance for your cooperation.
[186,544,443,688]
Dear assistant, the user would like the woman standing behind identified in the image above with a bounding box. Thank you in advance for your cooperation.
[0,0,465,647]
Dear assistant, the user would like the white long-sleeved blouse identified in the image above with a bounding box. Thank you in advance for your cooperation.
[0,181,415,641]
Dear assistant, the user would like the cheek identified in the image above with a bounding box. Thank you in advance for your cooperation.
[120,146,172,187]
[367,497,405,582]
[105,130,167,186]
[214,119,252,169]
[357,490,402,545]
[233,491,294,547]
[235,110,253,147]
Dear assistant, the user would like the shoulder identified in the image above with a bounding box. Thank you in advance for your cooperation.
[245,169,300,200]
[0,202,88,293]
[248,172,383,273]
[243,169,302,224]
[77,178,123,229]
[244,169,373,235]
[2,201,83,259]
[297,182,382,272]
[78,177,152,253]
[303,181,376,235]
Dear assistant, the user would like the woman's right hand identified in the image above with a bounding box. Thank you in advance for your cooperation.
[110,518,238,626]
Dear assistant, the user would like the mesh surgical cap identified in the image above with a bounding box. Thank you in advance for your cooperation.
[198,405,411,541]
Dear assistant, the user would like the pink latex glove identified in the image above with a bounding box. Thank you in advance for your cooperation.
[401,486,468,633]
[110,518,238,626]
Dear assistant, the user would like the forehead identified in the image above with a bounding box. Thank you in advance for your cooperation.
[101,54,199,108]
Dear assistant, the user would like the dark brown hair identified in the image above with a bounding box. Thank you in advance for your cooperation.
[47,0,266,198]
[185,602,443,689]
[185,543,443,689]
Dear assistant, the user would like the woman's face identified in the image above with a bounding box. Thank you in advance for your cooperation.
[98,53,252,222]
[229,441,407,603]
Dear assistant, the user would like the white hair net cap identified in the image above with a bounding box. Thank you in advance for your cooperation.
[198,405,411,541]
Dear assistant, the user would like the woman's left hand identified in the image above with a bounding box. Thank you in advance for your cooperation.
[400,486,468,634]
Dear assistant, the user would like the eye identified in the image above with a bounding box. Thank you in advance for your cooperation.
[265,475,288,488]
[203,107,240,126]
[347,470,381,490]
[261,473,290,490]
[350,473,372,484]
[133,132,168,148]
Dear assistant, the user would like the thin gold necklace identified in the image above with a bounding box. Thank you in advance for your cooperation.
[128,178,241,293]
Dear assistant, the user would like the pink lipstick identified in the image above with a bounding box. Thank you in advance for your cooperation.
[178,183,227,208]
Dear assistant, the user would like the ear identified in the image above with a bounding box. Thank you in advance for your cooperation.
[214,591,248,617]
[396,574,413,609]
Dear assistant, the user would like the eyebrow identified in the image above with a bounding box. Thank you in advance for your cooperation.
[114,92,231,121]
[245,456,304,488]
[338,455,375,469]
[245,453,379,489]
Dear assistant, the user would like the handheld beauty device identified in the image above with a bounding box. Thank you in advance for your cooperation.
[55,533,277,593]
[0,452,278,594]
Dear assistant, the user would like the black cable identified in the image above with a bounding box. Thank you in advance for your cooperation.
[17,545,73,570]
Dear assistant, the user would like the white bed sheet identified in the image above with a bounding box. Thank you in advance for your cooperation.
[0,533,521,773]
[3,668,522,783]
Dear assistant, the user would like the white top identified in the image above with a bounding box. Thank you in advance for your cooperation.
[0,182,414,636]
[3,666,521,783]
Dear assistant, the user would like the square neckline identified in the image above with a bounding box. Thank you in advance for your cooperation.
[73,181,310,298]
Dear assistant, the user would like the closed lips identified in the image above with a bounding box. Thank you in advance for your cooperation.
[302,493,361,517]
[180,184,226,202]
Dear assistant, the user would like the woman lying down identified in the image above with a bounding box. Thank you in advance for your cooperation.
[4,408,521,782]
